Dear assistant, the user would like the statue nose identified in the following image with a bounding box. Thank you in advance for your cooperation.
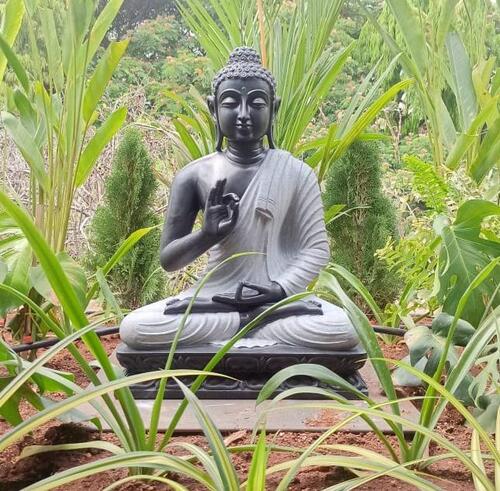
[238,103,250,122]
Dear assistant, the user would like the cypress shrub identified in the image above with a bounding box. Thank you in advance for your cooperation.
[87,128,164,309]
[323,140,400,307]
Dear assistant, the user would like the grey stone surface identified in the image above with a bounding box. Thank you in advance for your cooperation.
[80,354,419,433]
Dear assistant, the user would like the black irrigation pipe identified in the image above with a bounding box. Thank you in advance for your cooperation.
[9,324,406,354]
[10,326,120,353]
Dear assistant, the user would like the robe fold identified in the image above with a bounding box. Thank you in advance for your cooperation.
[120,149,359,350]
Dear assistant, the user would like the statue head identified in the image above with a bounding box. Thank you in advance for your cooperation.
[208,47,280,151]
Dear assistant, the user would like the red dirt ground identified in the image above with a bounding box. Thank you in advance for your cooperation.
[0,333,486,490]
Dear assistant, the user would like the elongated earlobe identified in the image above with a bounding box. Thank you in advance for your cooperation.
[207,95,224,151]
[215,123,224,151]
[267,96,280,149]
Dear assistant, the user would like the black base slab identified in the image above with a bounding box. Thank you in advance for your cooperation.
[123,371,368,399]
[116,343,368,400]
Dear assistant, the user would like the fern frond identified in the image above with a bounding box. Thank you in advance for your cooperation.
[403,155,448,212]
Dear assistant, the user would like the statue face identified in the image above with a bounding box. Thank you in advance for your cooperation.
[215,77,272,143]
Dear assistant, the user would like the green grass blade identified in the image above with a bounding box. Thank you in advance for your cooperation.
[245,429,268,491]
[328,263,384,325]
[261,400,494,489]
[22,451,214,491]
[168,442,222,489]
[392,358,499,463]
[86,226,157,302]
[471,429,489,491]
[19,441,124,459]
[0,369,224,453]
[0,317,106,409]
[177,379,240,490]
[103,475,189,491]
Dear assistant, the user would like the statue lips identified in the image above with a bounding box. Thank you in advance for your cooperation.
[235,124,253,134]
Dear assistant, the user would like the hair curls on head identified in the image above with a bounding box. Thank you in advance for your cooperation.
[212,47,276,98]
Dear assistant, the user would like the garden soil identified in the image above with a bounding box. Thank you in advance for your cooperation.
[0,334,486,490]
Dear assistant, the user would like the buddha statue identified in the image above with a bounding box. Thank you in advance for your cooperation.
[119,47,360,353]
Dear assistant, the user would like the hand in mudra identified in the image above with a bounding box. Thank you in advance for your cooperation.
[202,178,240,239]
[212,281,286,308]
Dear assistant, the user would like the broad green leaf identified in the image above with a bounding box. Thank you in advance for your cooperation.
[69,0,93,47]
[412,306,500,462]
[172,118,202,160]
[1,112,49,191]
[431,312,475,346]
[386,0,427,76]
[88,0,124,61]
[470,118,500,183]
[0,0,25,83]
[39,8,64,92]
[472,394,500,434]
[0,259,7,282]
[436,0,460,49]
[75,107,127,186]
[13,89,36,135]
[401,325,472,399]
[83,39,129,122]
[0,190,87,328]
[0,242,32,316]
[0,376,44,426]
[31,251,87,309]
[445,97,498,170]
[31,367,76,395]
[434,200,500,326]
[446,32,477,131]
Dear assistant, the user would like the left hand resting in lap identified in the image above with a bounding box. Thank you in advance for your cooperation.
[212,281,286,308]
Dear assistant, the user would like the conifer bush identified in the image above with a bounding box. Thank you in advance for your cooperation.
[87,128,164,309]
[323,140,400,307]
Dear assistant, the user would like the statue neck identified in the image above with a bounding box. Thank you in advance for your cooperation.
[225,140,266,166]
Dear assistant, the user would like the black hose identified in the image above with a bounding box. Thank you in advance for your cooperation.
[10,326,120,353]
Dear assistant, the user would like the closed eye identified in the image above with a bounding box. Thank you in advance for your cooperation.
[220,96,239,107]
[250,97,268,107]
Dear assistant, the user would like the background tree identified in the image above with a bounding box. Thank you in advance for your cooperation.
[87,128,164,309]
[323,140,400,308]
[98,0,178,43]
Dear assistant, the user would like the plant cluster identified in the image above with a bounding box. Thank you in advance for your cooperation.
[323,140,400,307]
[0,0,499,489]
[87,128,164,309]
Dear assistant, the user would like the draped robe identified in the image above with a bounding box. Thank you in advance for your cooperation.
[120,149,359,350]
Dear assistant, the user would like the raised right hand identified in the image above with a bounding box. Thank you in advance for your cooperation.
[202,178,240,239]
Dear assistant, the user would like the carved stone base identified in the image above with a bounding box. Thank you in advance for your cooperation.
[116,343,368,400]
